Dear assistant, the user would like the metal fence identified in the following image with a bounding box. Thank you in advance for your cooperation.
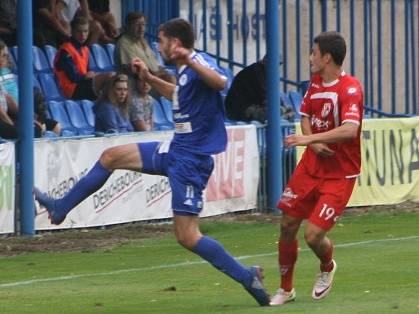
[123,0,418,116]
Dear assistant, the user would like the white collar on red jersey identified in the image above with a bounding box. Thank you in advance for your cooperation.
[322,71,346,87]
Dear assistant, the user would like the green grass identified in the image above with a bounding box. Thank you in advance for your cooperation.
[1,211,419,313]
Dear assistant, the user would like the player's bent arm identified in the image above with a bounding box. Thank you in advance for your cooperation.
[186,59,226,91]
[300,116,312,135]
[308,122,359,144]
[146,75,176,100]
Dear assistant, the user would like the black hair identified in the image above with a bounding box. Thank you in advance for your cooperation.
[313,31,346,66]
[158,18,194,49]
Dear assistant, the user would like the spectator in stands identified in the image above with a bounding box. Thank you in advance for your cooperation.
[93,73,133,133]
[225,55,294,123]
[0,40,18,101]
[0,40,61,137]
[87,0,118,43]
[56,0,110,45]
[34,87,62,136]
[129,75,154,131]
[0,0,17,47]
[54,15,112,100]
[115,11,173,86]
[0,82,18,139]
[33,0,71,47]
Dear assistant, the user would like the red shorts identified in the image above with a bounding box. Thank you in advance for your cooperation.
[277,163,356,231]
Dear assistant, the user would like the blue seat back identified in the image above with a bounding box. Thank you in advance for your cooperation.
[48,100,77,135]
[288,91,303,116]
[90,44,113,71]
[33,46,50,73]
[152,98,173,130]
[43,45,57,69]
[159,97,173,123]
[88,52,98,71]
[105,43,115,66]
[64,100,94,134]
[80,99,95,128]
[38,73,63,101]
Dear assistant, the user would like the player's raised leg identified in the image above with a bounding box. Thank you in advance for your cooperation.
[173,215,270,306]
[304,223,337,300]
[34,143,143,225]
[270,213,301,306]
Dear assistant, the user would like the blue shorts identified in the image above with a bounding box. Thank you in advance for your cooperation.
[138,141,214,216]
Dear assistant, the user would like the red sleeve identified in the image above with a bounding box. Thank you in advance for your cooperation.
[300,81,315,118]
[340,82,363,125]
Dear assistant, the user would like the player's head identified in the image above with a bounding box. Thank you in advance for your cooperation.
[71,15,89,44]
[310,31,346,74]
[125,11,147,39]
[157,18,194,62]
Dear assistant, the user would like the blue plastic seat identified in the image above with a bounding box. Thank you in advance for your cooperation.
[33,46,51,73]
[88,52,99,72]
[159,97,173,123]
[64,100,94,135]
[90,44,113,72]
[105,43,115,66]
[43,45,57,69]
[152,98,173,130]
[47,100,78,136]
[38,73,64,101]
[288,91,303,118]
[79,99,95,128]
[33,74,41,90]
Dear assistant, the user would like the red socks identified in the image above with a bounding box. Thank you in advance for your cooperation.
[319,242,334,272]
[279,239,298,292]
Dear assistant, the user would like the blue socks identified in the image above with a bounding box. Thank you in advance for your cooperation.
[56,161,112,216]
[192,236,253,287]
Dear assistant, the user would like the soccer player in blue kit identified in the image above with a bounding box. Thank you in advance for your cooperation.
[34,18,270,306]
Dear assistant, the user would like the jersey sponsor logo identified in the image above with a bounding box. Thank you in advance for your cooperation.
[321,103,332,118]
[347,87,357,94]
[175,122,193,133]
[311,117,330,130]
[311,83,320,89]
[349,103,359,112]
[179,74,188,86]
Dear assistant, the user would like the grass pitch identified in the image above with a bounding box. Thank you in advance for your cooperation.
[0,208,418,313]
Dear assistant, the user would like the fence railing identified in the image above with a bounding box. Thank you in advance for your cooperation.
[123,0,418,116]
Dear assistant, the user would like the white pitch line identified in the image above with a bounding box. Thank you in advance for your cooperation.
[1,235,418,289]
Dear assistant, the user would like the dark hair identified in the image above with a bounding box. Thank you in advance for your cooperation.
[125,11,146,27]
[71,15,89,31]
[313,31,346,66]
[158,18,194,49]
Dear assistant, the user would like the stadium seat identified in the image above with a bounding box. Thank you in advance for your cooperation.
[152,98,173,130]
[38,73,64,101]
[33,46,51,73]
[159,97,173,123]
[64,100,94,135]
[43,45,57,69]
[79,99,95,128]
[90,44,113,72]
[9,46,18,65]
[47,100,78,136]
[105,43,115,66]
[88,52,99,72]
[288,90,303,118]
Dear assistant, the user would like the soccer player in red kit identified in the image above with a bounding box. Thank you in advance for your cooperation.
[270,31,364,306]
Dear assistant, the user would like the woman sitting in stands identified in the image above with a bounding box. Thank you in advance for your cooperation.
[129,75,154,131]
[54,15,112,101]
[93,73,133,133]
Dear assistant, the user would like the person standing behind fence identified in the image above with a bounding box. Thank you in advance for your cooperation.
[54,15,112,100]
[115,11,174,86]
[34,18,270,307]
[93,73,133,133]
[270,31,364,306]
[129,75,154,131]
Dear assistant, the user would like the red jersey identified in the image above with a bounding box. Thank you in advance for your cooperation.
[299,72,364,178]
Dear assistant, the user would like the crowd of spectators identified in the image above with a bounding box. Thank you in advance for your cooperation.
[0,3,299,140]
